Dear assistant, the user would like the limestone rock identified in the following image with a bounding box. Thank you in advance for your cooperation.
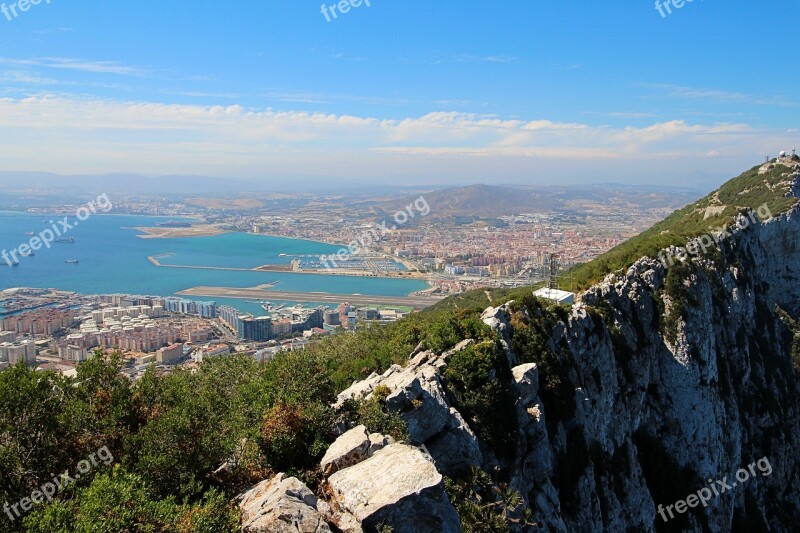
[327,443,460,533]
[367,432,389,456]
[239,473,332,533]
[320,425,371,475]
[334,342,482,477]
[424,408,482,475]
[512,362,539,406]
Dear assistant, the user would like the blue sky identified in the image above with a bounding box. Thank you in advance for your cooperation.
[0,0,797,189]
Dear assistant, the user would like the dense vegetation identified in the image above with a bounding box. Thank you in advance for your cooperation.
[0,307,494,532]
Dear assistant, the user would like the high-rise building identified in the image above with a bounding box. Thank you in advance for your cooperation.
[195,301,217,318]
[240,316,272,342]
[323,309,341,326]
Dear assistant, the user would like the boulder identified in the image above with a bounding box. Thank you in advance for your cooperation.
[327,443,460,533]
[239,473,332,533]
[320,425,371,475]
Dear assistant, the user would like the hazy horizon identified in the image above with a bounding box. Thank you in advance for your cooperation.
[0,1,797,189]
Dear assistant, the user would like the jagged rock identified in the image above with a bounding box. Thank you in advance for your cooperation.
[512,363,539,406]
[335,341,482,477]
[424,408,482,474]
[482,302,518,367]
[328,511,361,533]
[327,443,460,533]
[320,425,371,475]
[442,338,475,358]
[239,473,332,533]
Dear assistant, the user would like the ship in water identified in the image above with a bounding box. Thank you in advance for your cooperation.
[65,259,79,264]
[24,231,34,236]
[55,237,75,244]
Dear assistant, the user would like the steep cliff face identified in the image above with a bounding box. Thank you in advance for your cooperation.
[503,199,800,531]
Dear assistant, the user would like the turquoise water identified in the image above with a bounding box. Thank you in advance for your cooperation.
[0,213,427,315]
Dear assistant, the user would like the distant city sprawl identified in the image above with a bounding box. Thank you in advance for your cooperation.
[319,196,430,272]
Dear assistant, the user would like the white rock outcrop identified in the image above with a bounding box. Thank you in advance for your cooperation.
[327,443,460,533]
[320,425,371,475]
[239,473,332,533]
[336,342,482,476]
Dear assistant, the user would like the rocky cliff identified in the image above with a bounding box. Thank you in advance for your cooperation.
[240,160,800,532]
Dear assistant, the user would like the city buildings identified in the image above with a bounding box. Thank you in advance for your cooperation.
[163,298,217,318]
[0,307,77,336]
[0,339,36,366]
[193,343,231,363]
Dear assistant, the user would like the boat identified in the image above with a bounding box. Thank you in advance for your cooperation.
[65,259,79,264]
[279,253,287,257]
[24,231,34,236]
[55,238,75,244]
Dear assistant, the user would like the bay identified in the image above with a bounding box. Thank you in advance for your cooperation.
[0,213,428,316]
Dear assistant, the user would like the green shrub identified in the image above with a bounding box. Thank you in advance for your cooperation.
[445,341,517,460]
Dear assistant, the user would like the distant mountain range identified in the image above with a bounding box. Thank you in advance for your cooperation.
[378,183,699,220]
[0,171,702,219]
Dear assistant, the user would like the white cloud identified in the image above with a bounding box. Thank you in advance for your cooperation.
[0,57,143,76]
[0,95,793,185]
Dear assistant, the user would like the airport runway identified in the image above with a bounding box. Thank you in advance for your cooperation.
[176,286,445,308]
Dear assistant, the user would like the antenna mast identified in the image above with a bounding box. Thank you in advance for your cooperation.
[548,253,559,290]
